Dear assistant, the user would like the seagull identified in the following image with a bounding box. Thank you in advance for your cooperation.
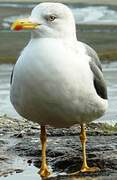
[10,2,108,177]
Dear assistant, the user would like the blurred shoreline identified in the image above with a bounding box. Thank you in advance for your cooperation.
[0,0,117,63]
[1,24,117,63]
[0,0,117,5]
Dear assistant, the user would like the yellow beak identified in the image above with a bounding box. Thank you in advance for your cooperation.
[11,18,39,31]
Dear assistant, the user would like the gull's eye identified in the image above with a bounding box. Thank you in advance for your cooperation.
[47,15,56,22]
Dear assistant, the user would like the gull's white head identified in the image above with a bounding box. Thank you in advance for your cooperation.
[11,2,76,40]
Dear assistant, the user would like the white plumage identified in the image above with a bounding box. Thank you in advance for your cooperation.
[10,3,108,128]
[10,3,108,176]
[10,38,107,128]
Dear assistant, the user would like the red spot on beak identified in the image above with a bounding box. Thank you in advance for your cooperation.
[15,25,23,31]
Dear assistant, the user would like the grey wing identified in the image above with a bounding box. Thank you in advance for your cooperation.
[81,42,107,100]
[89,61,107,100]
[10,66,15,85]
[83,42,102,71]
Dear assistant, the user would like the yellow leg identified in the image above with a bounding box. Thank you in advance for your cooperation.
[39,126,50,177]
[80,124,99,172]
[69,124,100,176]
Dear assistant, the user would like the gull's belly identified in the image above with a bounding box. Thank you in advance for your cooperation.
[10,39,107,127]
[11,62,105,127]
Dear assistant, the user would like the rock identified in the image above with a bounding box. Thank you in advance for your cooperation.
[27,159,33,165]
[15,169,23,173]
[0,116,117,178]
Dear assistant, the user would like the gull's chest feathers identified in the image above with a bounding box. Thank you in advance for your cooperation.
[11,38,107,126]
[14,38,95,108]
[19,38,93,90]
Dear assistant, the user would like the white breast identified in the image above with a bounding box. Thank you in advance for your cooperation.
[10,38,107,127]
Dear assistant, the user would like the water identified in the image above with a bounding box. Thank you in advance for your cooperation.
[0,3,35,8]
[0,64,19,119]
[0,165,41,180]
[2,4,117,29]
[0,62,117,125]
[0,164,101,180]
[72,6,117,24]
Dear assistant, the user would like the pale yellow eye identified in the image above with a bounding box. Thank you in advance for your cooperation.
[48,15,56,21]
